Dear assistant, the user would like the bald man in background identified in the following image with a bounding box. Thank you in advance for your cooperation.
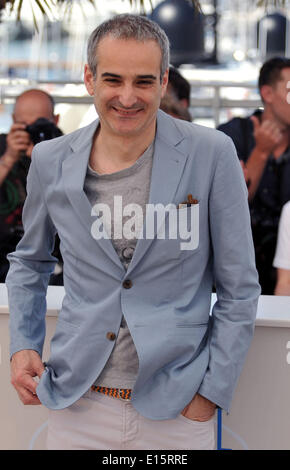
[0,89,62,283]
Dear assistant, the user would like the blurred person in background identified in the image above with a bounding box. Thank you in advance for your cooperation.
[218,57,290,295]
[0,89,63,284]
[160,65,192,121]
[160,92,192,121]
[273,201,290,295]
[167,65,191,110]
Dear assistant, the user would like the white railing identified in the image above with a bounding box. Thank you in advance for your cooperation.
[188,80,261,126]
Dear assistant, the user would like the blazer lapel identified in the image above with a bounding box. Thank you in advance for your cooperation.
[126,111,189,275]
[62,119,125,270]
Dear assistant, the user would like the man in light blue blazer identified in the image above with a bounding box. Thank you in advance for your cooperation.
[7,14,260,450]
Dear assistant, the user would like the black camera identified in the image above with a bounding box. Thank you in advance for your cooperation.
[26,117,62,145]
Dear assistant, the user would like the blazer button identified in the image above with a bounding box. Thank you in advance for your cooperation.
[106,332,116,341]
[123,279,132,289]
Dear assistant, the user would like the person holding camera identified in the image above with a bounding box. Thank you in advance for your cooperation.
[218,57,290,295]
[0,88,62,283]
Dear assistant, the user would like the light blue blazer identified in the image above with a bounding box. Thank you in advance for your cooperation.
[6,110,260,418]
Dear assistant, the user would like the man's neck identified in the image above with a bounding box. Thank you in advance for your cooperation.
[89,124,156,175]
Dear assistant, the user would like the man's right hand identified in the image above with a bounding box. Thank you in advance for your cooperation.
[2,123,31,166]
[251,115,283,158]
[11,349,45,405]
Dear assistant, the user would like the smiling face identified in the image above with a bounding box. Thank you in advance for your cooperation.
[271,68,290,128]
[84,36,168,141]
[261,67,290,129]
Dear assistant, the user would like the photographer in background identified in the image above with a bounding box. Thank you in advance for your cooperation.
[218,57,290,295]
[0,89,63,284]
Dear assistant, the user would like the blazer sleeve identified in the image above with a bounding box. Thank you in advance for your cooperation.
[197,135,261,412]
[6,145,58,360]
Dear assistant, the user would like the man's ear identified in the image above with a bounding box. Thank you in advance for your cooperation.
[161,68,169,99]
[53,114,60,126]
[179,98,189,109]
[260,84,274,104]
[84,64,95,96]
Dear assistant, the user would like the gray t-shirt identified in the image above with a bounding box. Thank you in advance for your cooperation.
[83,142,154,389]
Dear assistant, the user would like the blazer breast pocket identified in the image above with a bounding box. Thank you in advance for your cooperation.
[176,204,199,254]
[160,204,200,259]
[144,203,200,263]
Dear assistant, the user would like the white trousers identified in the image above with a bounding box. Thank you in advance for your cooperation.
[46,388,216,450]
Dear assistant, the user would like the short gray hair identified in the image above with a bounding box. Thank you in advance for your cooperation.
[87,14,170,82]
